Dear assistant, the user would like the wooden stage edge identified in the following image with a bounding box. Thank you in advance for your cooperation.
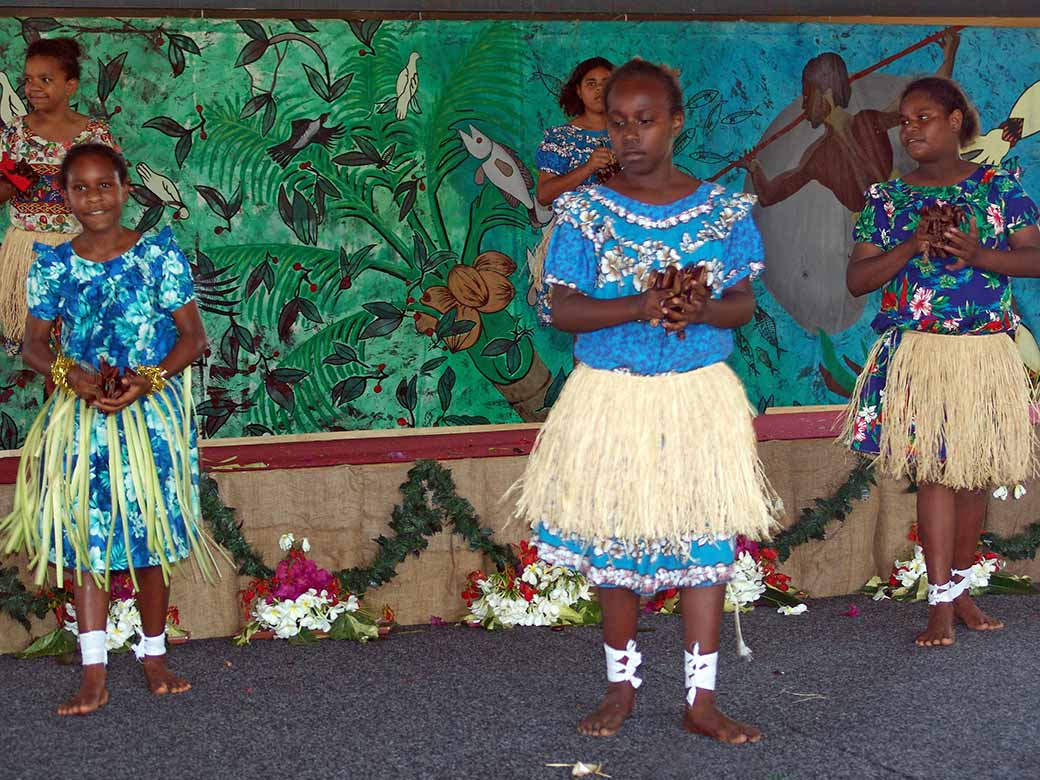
[0,405,845,485]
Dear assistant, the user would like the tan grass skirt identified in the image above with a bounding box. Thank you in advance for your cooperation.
[510,361,781,545]
[0,226,75,342]
[843,329,1035,490]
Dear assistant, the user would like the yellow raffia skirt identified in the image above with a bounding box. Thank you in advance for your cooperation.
[0,226,75,342]
[510,361,782,546]
[842,329,1036,490]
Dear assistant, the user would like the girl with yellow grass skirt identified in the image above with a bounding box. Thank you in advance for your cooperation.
[0,144,216,716]
[512,61,779,744]
[845,77,1040,648]
[0,38,118,345]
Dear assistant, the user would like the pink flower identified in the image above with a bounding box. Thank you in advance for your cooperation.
[909,287,934,321]
[735,535,760,559]
[852,417,868,443]
[842,604,860,617]
[883,199,895,220]
[986,204,1005,234]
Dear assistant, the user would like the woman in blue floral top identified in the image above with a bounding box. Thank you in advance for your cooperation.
[513,61,778,744]
[528,57,616,317]
[0,144,215,715]
[845,77,1040,648]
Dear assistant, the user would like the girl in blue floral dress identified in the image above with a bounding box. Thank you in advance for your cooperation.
[0,144,216,715]
[845,77,1040,648]
[513,61,779,744]
[528,57,616,317]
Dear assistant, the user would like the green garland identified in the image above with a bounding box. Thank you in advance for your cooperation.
[204,459,516,596]
[771,457,876,562]
[982,522,1040,561]
[335,460,517,595]
[0,565,52,632]
[200,474,274,580]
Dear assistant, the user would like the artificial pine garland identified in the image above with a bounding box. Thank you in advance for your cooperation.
[771,458,876,562]
[200,474,273,580]
[982,522,1040,560]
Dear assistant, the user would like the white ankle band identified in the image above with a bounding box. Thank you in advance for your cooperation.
[684,642,718,707]
[79,630,108,666]
[132,632,166,661]
[927,569,972,605]
[604,640,643,689]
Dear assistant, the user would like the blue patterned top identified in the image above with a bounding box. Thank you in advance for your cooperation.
[545,184,764,375]
[855,164,1040,336]
[535,124,610,188]
[27,226,195,369]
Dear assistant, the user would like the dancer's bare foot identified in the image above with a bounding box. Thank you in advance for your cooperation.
[577,682,635,737]
[57,664,109,716]
[915,603,955,647]
[954,593,1004,631]
[142,655,191,695]
[683,692,762,744]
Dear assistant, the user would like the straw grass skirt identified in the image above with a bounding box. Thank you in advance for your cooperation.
[510,361,780,592]
[0,227,75,342]
[843,329,1035,490]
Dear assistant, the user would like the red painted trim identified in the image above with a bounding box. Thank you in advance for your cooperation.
[0,410,843,484]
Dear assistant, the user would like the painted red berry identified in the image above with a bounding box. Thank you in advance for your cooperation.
[200,131,208,140]
[271,256,279,264]
[155,36,164,45]
[418,182,426,191]
[359,49,367,56]
[214,227,224,235]
[339,276,352,290]
[113,106,122,114]
[377,363,386,371]
[273,351,280,358]
[196,105,204,115]
[299,161,312,170]
[15,377,26,388]
[293,262,302,271]
[373,384,382,393]
[204,349,212,358]
[406,297,415,304]
[309,283,318,293]
[397,417,407,426]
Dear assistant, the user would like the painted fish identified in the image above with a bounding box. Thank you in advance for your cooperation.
[458,124,552,227]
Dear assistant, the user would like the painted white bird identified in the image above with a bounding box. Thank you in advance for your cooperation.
[458,124,552,227]
[395,52,420,121]
[135,162,189,220]
[0,72,26,127]
[962,80,1040,165]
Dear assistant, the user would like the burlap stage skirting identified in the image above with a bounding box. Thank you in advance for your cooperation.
[0,227,75,343]
[5,438,1040,653]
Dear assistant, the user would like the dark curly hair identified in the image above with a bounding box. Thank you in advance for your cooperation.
[603,59,685,117]
[26,37,82,80]
[559,57,615,117]
[60,143,129,188]
[901,76,980,145]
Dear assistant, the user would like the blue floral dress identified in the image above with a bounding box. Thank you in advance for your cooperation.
[532,183,765,594]
[25,227,200,572]
[535,124,612,188]
[848,164,1040,455]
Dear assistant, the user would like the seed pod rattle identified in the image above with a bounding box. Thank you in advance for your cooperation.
[645,264,709,339]
[917,203,966,259]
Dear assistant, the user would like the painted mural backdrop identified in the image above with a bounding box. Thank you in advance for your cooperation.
[1,18,1039,446]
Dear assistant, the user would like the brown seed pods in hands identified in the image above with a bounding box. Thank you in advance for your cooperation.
[916,203,966,259]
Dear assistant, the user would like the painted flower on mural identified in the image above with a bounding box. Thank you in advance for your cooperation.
[413,251,517,351]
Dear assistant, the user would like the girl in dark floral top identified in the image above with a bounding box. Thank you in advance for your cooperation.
[845,77,1040,648]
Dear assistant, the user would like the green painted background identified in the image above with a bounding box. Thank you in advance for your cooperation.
[1,17,1038,446]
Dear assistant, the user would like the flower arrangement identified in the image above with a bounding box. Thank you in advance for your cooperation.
[463,541,601,629]
[862,524,1034,601]
[234,533,378,645]
[18,573,186,659]
[646,537,807,615]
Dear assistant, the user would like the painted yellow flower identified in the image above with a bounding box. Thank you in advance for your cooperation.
[413,251,516,351]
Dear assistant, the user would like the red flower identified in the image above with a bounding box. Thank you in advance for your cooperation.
[881,290,898,310]
[518,583,537,602]
[981,168,996,184]
[516,540,539,568]
[166,606,181,626]
[765,572,791,591]
[907,523,919,542]
[888,573,900,586]
[760,547,778,561]
[984,320,1006,332]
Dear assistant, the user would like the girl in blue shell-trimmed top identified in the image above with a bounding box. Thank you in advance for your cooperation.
[511,60,779,744]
